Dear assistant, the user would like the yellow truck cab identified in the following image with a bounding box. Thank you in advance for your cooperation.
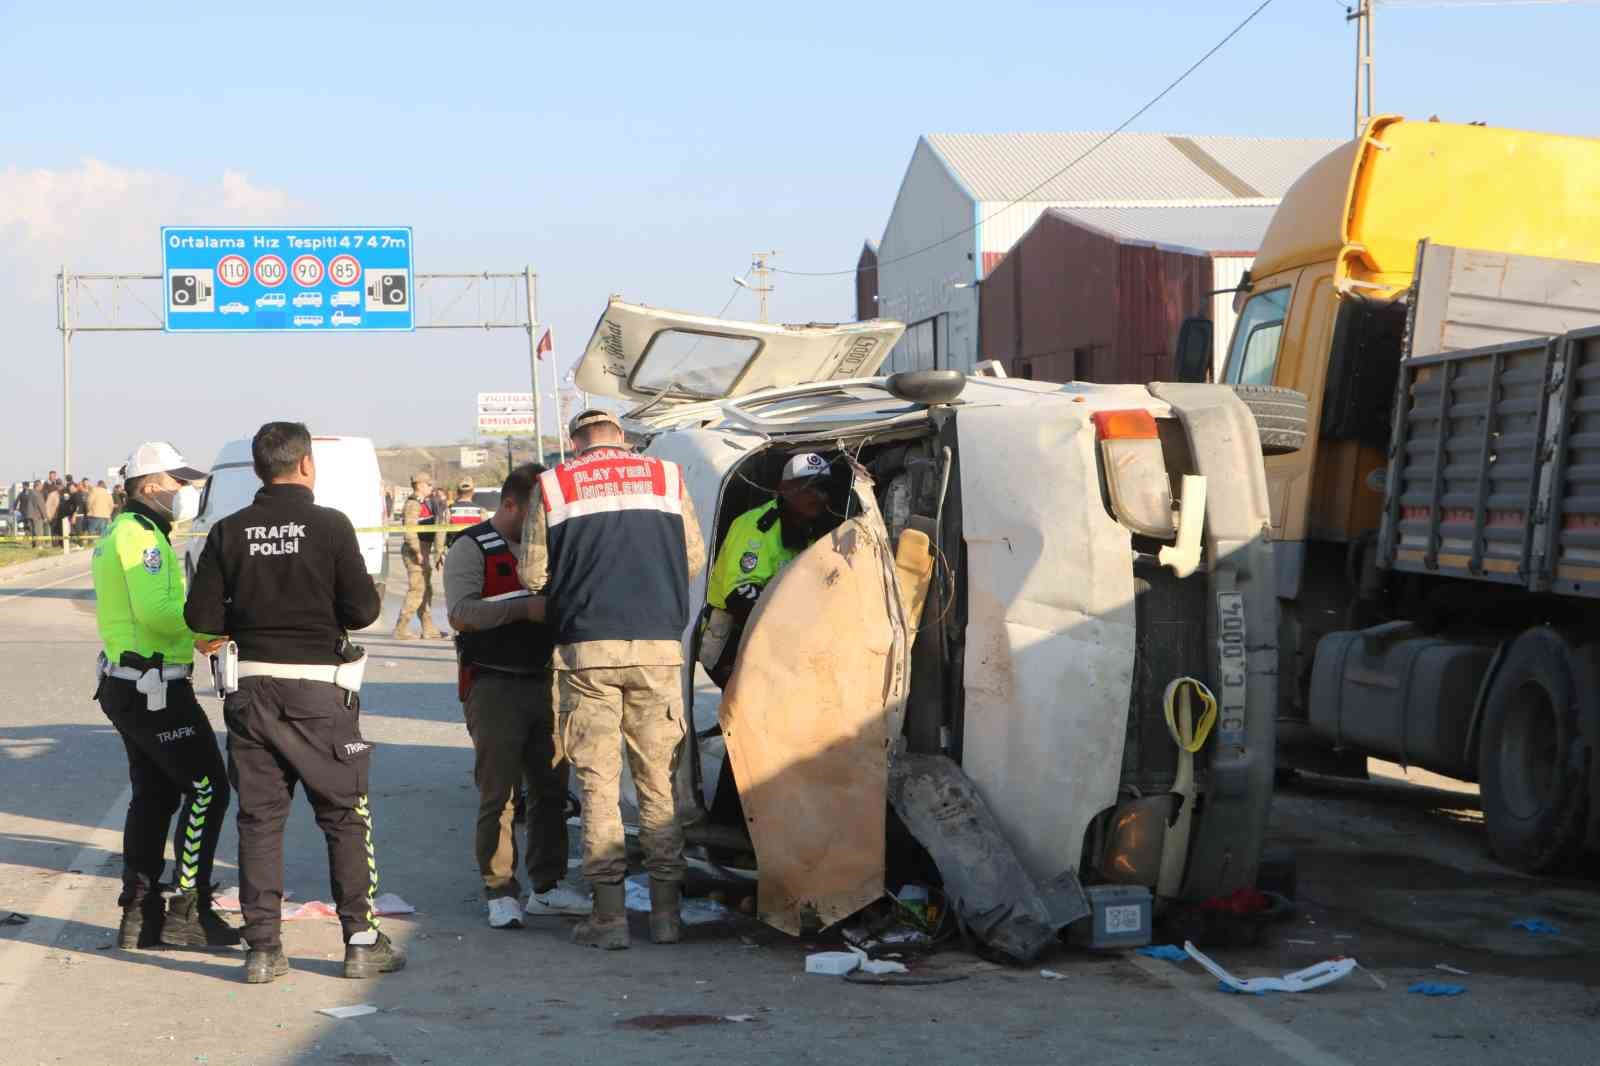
[1200,116,1600,871]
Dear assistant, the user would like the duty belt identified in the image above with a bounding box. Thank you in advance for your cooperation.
[238,656,367,697]
[97,652,192,712]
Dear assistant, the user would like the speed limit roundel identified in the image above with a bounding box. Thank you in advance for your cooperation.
[254,255,287,288]
[291,255,325,287]
[217,255,249,288]
[329,255,361,287]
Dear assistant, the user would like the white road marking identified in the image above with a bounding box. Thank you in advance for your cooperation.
[0,563,92,607]
[0,786,130,1013]
[1128,953,1356,1066]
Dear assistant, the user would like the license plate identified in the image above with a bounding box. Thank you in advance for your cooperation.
[1216,591,1247,747]
[1104,904,1144,934]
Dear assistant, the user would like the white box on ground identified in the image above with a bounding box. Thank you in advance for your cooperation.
[805,951,860,976]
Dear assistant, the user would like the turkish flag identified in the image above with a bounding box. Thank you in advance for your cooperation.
[537,329,552,360]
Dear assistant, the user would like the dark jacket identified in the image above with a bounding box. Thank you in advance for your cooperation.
[184,483,381,665]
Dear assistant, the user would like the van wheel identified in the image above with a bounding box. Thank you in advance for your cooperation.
[1232,385,1308,456]
[1477,628,1590,874]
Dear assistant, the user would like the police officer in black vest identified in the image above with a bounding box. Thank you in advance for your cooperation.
[185,421,402,984]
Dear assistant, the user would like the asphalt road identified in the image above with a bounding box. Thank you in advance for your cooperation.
[1,549,1596,1066]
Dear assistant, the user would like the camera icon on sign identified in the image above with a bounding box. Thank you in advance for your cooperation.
[364,269,409,313]
[169,269,215,313]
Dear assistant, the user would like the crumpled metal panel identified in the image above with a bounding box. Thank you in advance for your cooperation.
[719,472,908,934]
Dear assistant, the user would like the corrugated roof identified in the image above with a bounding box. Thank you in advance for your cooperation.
[1047,204,1277,254]
[925,132,1342,204]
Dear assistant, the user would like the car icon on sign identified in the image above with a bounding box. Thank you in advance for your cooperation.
[292,292,324,308]
[256,293,287,309]
[330,311,362,327]
[219,301,249,315]
[292,314,324,327]
[330,290,360,308]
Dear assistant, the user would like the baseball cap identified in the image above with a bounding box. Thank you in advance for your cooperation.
[569,408,622,436]
[782,452,830,483]
[121,442,206,482]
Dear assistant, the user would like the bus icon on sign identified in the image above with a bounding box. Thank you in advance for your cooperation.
[169,269,215,313]
[365,268,409,313]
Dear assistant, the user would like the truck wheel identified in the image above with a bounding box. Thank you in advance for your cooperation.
[1477,628,1589,873]
[1231,385,1308,456]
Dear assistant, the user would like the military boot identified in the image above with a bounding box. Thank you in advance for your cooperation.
[392,625,417,641]
[344,931,407,979]
[160,890,243,948]
[244,947,290,984]
[648,879,682,944]
[117,893,165,949]
[572,881,629,950]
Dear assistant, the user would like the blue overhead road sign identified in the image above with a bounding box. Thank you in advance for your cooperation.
[161,227,414,332]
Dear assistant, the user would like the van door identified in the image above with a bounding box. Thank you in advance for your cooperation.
[717,468,910,934]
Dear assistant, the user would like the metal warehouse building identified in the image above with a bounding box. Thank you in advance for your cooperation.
[862,131,1340,377]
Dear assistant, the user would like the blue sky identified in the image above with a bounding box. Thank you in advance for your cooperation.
[4,0,1599,484]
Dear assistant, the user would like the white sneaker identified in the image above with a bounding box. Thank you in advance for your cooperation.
[487,896,524,929]
[525,883,592,916]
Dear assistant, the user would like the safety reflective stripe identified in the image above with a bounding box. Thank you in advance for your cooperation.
[177,776,213,892]
[354,794,380,932]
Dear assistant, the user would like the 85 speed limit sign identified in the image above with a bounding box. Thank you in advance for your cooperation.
[329,255,360,287]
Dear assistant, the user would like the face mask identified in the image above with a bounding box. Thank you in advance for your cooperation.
[152,484,201,523]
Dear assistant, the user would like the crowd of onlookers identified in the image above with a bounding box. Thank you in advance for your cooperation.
[7,471,123,546]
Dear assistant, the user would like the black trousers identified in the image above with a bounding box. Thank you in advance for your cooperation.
[225,676,377,950]
[97,676,229,906]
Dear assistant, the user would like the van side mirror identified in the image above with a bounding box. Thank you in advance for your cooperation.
[1174,317,1214,383]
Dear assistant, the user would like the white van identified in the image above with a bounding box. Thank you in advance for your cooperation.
[181,435,389,596]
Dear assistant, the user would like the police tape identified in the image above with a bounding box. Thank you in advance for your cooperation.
[0,525,462,545]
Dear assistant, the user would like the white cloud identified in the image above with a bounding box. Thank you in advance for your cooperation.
[0,159,302,301]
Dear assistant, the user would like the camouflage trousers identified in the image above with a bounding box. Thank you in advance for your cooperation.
[396,548,438,635]
[557,665,686,885]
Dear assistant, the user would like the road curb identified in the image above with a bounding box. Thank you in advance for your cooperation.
[0,549,92,583]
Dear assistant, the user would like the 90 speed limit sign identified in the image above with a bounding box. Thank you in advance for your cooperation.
[328,255,361,287]
[254,255,287,287]
[291,255,324,287]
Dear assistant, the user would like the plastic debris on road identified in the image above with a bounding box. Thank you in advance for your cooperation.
[805,951,861,976]
[847,945,908,975]
[1135,944,1189,962]
[317,1005,379,1019]
[1408,982,1466,997]
[623,876,734,926]
[213,889,414,921]
[1039,969,1067,980]
[1184,942,1357,994]
[1435,964,1471,976]
[1512,918,1560,935]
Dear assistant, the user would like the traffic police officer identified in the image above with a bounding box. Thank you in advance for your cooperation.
[92,441,241,950]
[185,421,400,984]
[393,471,443,640]
[522,409,705,949]
[701,452,831,687]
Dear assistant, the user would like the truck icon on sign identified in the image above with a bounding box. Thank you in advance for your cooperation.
[330,290,360,308]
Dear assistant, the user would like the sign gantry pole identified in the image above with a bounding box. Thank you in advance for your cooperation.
[524,267,545,460]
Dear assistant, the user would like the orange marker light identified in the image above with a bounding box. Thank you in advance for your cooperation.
[1092,409,1159,440]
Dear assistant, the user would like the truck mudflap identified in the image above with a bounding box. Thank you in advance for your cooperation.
[1147,383,1279,901]
[888,752,1091,963]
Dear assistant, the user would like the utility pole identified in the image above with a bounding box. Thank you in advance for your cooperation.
[1349,0,1375,138]
[751,251,776,323]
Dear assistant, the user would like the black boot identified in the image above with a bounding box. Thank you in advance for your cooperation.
[160,891,243,947]
[117,894,165,949]
[343,931,406,979]
[244,947,290,984]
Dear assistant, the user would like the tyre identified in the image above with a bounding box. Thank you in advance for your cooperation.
[1477,628,1590,874]
[1232,385,1308,456]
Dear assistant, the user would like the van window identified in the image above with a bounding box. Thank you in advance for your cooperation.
[1224,288,1291,386]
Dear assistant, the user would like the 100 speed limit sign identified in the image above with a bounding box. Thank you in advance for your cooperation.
[254,255,287,287]
[329,255,361,287]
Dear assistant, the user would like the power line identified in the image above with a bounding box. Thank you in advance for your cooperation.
[771,0,1280,279]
